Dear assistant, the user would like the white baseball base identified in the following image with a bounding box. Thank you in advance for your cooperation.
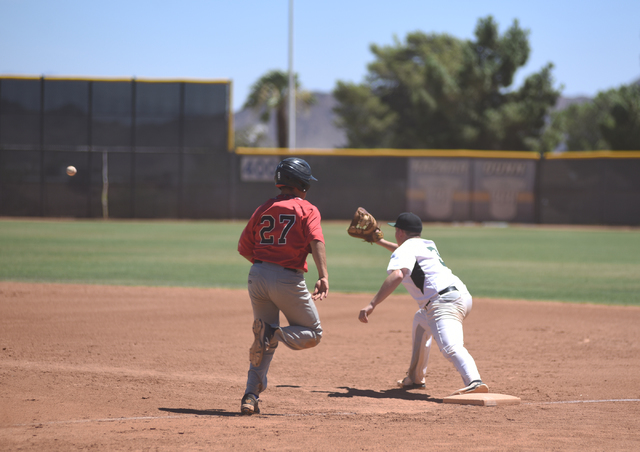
[443,393,521,406]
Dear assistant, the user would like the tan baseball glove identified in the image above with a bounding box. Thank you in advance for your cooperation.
[347,207,384,243]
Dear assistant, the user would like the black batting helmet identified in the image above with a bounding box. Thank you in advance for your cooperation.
[274,158,317,192]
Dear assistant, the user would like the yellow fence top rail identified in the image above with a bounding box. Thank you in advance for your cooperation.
[544,150,640,159]
[236,147,640,159]
[235,147,541,159]
[0,74,231,84]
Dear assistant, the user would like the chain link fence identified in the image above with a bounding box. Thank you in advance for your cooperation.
[2,77,639,225]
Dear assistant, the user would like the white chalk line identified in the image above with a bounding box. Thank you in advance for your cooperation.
[8,399,640,427]
[524,398,640,405]
[8,412,358,427]
[11,415,191,427]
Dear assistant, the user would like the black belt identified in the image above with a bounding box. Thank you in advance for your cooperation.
[425,286,459,308]
[438,285,458,296]
[254,260,298,273]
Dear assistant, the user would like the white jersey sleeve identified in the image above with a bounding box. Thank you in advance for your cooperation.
[387,238,459,308]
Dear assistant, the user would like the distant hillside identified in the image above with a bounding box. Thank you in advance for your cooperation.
[234,91,347,149]
[552,95,591,111]
[234,92,593,149]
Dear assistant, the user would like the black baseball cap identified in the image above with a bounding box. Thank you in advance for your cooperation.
[388,212,422,233]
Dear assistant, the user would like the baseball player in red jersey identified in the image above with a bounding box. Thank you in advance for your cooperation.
[358,212,488,396]
[238,157,329,415]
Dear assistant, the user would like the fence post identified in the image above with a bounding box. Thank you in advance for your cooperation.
[101,150,108,219]
[39,76,45,216]
[534,152,544,224]
[87,80,93,218]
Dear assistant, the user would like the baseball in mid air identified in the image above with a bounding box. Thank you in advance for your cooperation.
[66,166,77,176]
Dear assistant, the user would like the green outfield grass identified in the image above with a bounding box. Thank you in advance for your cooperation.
[1,219,639,305]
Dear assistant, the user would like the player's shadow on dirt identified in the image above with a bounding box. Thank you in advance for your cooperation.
[158,407,242,417]
[319,387,443,403]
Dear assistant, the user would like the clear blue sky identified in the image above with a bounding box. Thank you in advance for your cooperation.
[1,0,638,112]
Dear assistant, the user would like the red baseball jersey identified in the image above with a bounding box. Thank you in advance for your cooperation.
[238,194,325,272]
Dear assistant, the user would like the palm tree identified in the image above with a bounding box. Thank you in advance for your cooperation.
[243,70,315,148]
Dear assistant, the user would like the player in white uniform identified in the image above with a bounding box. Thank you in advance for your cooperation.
[358,212,488,395]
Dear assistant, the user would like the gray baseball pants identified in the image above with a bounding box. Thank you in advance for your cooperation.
[245,261,322,396]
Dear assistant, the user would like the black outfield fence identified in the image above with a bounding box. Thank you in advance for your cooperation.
[0,76,232,218]
[539,153,640,225]
[1,77,640,225]
[235,149,640,225]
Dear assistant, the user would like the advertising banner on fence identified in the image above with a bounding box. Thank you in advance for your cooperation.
[408,157,536,223]
[408,158,471,221]
[240,156,280,182]
[473,159,536,222]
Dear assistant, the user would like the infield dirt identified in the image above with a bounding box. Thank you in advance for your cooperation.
[1,282,639,451]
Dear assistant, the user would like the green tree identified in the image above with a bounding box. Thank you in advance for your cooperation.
[234,124,270,148]
[243,70,315,148]
[598,84,640,150]
[539,84,640,152]
[540,102,607,152]
[333,16,560,150]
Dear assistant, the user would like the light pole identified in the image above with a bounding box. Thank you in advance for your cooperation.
[288,0,296,150]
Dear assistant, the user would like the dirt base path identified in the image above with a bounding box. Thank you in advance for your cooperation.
[1,282,639,451]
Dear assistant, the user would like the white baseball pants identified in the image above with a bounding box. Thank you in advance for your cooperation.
[405,287,482,387]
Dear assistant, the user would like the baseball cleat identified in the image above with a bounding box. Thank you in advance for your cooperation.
[450,380,489,396]
[240,393,260,415]
[249,319,272,367]
[397,376,426,389]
